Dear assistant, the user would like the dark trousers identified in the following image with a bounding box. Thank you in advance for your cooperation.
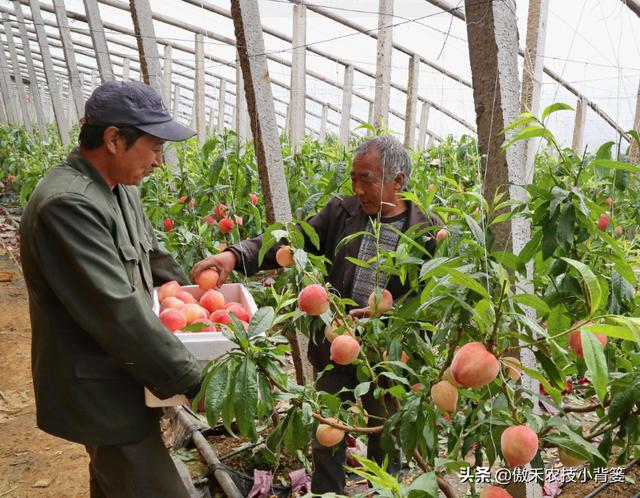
[311,364,402,494]
[85,421,190,498]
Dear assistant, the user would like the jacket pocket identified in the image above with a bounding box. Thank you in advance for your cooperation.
[118,244,139,285]
[75,355,129,380]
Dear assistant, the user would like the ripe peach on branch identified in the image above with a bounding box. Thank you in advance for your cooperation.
[500,425,539,468]
[367,288,393,315]
[450,342,499,388]
[298,284,330,316]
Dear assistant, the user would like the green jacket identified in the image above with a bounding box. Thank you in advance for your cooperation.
[20,150,201,446]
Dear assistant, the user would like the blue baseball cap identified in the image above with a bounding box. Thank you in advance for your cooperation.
[84,80,195,141]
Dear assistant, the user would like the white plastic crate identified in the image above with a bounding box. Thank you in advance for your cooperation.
[145,283,257,407]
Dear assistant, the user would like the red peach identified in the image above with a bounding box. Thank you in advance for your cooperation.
[367,288,393,315]
[431,380,458,413]
[157,280,181,302]
[225,302,251,322]
[181,304,209,324]
[605,197,613,207]
[176,290,198,304]
[298,284,330,316]
[234,215,243,226]
[203,216,216,226]
[179,195,187,203]
[568,328,607,358]
[160,296,184,311]
[159,308,187,332]
[597,214,610,231]
[219,218,235,234]
[316,418,344,447]
[451,342,500,388]
[501,425,539,468]
[479,486,513,498]
[615,225,623,237]
[276,246,294,267]
[436,228,449,241]
[401,351,409,363]
[210,309,232,325]
[411,383,423,392]
[212,203,228,220]
[200,289,225,313]
[330,335,360,365]
[163,218,174,231]
[196,269,220,291]
[249,193,258,205]
[7,174,16,183]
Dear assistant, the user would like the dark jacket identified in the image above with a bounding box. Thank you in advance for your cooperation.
[20,150,201,446]
[229,195,442,369]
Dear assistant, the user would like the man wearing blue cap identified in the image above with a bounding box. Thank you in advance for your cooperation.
[20,81,200,498]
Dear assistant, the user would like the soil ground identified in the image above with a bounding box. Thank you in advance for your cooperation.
[0,252,90,498]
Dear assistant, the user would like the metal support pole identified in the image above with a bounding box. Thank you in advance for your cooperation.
[161,45,172,106]
[217,78,226,135]
[339,65,353,147]
[230,0,292,224]
[52,0,85,119]
[28,0,70,146]
[404,54,420,148]
[129,0,162,90]
[83,0,114,81]
[2,13,33,131]
[417,102,430,150]
[289,3,306,151]
[372,0,393,129]
[319,103,328,142]
[572,97,587,154]
[520,0,549,182]
[194,33,205,143]
[13,1,48,138]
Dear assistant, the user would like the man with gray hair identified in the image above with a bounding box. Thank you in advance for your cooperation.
[192,134,442,494]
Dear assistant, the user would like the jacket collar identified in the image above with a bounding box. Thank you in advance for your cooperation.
[66,148,114,196]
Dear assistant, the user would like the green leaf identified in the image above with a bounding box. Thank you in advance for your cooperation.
[518,229,542,265]
[298,220,320,250]
[446,268,490,300]
[248,306,275,338]
[205,360,233,428]
[258,231,276,268]
[354,382,371,398]
[512,293,550,314]
[608,379,640,421]
[464,214,485,247]
[581,330,608,405]
[501,126,555,151]
[583,323,637,342]
[541,102,574,122]
[534,350,564,388]
[234,358,258,439]
[334,231,371,256]
[407,471,439,498]
[419,257,452,280]
[557,205,576,252]
[589,159,640,174]
[561,257,602,315]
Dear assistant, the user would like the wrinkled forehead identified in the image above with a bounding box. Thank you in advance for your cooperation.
[352,148,382,173]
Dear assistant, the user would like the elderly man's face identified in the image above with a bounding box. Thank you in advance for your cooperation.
[350,149,404,217]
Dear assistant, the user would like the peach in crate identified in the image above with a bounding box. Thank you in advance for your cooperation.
[145,283,257,407]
